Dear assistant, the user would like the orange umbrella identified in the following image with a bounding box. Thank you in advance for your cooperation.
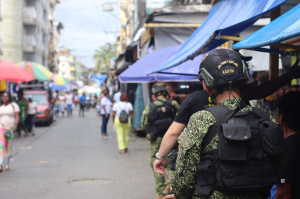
[0,60,35,82]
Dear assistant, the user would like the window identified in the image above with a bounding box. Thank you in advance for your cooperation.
[24,94,47,104]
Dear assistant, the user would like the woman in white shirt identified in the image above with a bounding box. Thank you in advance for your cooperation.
[26,98,37,135]
[100,88,112,137]
[0,91,20,171]
[65,91,73,117]
[112,94,133,154]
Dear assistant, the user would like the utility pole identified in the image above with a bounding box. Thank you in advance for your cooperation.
[74,58,78,80]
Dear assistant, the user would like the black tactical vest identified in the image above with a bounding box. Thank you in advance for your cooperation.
[147,99,175,140]
[195,103,284,196]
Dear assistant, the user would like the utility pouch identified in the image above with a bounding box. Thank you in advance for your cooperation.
[152,118,173,136]
[261,121,284,156]
[219,123,251,161]
[195,159,214,195]
[169,150,178,171]
[147,132,157,141]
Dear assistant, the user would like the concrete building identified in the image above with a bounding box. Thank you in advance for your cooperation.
[58,48,75,80]
[0,0,50,67]
[48,0,63,73]
[58,48,88,82]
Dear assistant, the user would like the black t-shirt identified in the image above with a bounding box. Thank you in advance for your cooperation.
[174,90,213,125]
[280,134,300,199]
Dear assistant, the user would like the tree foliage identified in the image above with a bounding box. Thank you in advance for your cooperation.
[93,43,116,72]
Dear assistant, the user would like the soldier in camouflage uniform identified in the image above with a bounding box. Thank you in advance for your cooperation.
[166,49,278,199]
[141,83,180,199]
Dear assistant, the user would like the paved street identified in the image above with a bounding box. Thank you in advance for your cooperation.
[0,108,157,199]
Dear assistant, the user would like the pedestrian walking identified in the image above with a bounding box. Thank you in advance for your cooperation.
[112,94,133,154]
[0,91,20,171]
[141,83,180,199]
[79,93,86,117]
[100,88,112,137]
[26,98,37,136]
[276,91,300,199]
[166,49,282,199]
[113,90,121,103]
[65,91,74,117]
[16,90,28,138]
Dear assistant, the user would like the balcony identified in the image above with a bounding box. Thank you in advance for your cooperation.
[23,36,37,52]
[24,36,36,46]
[23,7,37,25]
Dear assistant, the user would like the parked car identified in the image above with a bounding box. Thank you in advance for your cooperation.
[24,90,54,126]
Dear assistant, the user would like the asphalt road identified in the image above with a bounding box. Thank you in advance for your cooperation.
[0,108,157,199]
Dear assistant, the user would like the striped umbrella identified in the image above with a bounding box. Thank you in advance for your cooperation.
[52,74,67,85]
[18,62,67,85]
[17,62,53,81]
[0,60,35,82]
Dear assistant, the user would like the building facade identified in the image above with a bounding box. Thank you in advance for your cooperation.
[48,0,63,73]
[0,0,51,67]
[58,48,74,80]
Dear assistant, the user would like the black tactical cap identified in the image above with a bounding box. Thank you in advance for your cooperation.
[152,82,168,95]
[198,49,249,89]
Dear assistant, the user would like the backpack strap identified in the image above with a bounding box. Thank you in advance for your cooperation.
[201,100,248,151]
[252,107,270,121]
[201,106,235,150]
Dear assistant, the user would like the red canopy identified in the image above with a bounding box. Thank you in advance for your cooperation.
[0,60,35,82]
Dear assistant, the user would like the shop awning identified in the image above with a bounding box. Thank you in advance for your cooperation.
[115,62,130,76]
[91,75,108,85]
[233,3,300,50]
[118,44,203,83]
[150,0,286,74]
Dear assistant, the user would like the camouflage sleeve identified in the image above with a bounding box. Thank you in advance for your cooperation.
[269,115,277,124]
[141,105,150,130]
[172,110,216,199]
[171,100,180,113]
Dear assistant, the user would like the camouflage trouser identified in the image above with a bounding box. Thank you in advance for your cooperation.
[150,137,174,194]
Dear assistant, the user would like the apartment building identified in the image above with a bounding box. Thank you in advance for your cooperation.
[48,0,63,73]
[0,0,50,67]
[58,48,76,80]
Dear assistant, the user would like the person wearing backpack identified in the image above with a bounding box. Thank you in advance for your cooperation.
[0,91,20,171]
[165,49,282,199]
[141,82,180,199]
[112,94,133,154]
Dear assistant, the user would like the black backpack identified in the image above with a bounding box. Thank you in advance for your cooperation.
[147,99,175,140]
[195,101,284,195]
[118,103,129,123]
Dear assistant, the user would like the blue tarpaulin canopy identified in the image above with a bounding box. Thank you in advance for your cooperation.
[118,44,204,83]
[233,3,300,51]
[150,0,286,74]
[51,85,68,91]
[91,75,107,85]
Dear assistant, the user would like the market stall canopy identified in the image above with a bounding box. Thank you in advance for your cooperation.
[118,44,203,83]
[18,62,53,81]
[0,60,35,82]
[91,75,108,85]
[52,74,67,85]
[233,3,300,50]
[51,84,68,91]
[150,0,287,74]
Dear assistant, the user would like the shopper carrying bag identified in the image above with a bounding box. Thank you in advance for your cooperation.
[112,94,133,154]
